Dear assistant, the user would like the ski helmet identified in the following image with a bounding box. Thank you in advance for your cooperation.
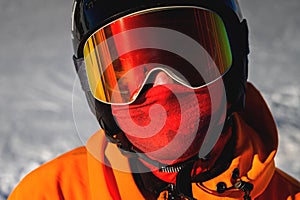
[71,0,249,138]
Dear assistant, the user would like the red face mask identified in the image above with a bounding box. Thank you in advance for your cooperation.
[112,82,226,166]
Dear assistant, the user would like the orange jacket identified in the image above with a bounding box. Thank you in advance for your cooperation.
[8,83,300,200]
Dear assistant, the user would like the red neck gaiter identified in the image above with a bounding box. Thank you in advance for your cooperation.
[112,83,229,183]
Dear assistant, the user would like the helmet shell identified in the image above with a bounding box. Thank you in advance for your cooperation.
[71,0,243,58]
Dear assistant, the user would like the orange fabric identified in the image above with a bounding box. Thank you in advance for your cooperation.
[8,83,300,200]
[8,147,91,200]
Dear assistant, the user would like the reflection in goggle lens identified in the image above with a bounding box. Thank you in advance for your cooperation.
[83,7,232,104]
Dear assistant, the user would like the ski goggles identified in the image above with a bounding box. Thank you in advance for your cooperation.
[74,6,232,105]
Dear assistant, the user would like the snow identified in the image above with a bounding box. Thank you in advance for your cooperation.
[0,0,299,199]
[240,0,300,181]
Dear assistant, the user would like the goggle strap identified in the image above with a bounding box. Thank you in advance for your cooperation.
[73,56,91,92]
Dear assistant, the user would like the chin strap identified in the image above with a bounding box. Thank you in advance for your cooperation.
[175,162,196,200]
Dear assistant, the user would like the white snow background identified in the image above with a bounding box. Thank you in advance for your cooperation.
[0,0,299,199]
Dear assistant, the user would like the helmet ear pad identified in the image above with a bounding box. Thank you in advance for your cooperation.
[223,50,248,112]
[84,91,122,137]
[223,19,249,112]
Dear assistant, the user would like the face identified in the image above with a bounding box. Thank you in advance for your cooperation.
[112,71,227,165]
[77,6,234,166]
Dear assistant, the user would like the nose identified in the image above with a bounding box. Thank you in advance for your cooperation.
[153,71,174,87]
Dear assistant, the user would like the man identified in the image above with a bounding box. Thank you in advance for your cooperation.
[8,0,300,199]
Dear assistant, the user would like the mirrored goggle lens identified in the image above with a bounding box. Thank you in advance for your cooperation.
[83,6,232,104]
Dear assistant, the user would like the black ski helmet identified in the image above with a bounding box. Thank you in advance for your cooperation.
[71,0,249,138]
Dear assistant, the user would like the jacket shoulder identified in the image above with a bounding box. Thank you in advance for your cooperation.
[257,168,300,200]
[8,146,90,200]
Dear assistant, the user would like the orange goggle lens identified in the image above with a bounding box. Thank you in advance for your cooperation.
[83,6,232,104]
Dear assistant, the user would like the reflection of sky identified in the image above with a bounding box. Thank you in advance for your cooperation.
[0,0,299,198]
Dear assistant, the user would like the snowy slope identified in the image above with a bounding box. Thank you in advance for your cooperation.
[0,0,299,199]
